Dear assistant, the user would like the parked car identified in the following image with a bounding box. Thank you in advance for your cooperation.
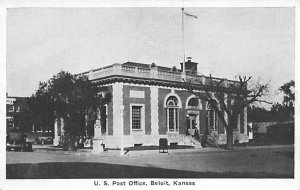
[36,133,53,145]
[6,132,32,151]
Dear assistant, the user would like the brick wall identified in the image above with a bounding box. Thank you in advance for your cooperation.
[158,88,171,135]
[123,85,151,135]
[107,85,114,135]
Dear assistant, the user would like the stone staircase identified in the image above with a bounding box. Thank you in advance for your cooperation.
[206,131,226,147]
[206,135,220,148]
[187,135,202,148]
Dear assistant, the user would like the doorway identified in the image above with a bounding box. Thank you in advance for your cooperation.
[187,115,198,136]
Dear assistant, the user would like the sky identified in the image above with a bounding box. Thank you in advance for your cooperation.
[6,7,295,106]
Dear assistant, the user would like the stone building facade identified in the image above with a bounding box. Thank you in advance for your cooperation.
[53,59,249,149]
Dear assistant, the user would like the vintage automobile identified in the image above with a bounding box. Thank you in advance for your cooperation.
[35,133,53,145]
[6,132,33,151]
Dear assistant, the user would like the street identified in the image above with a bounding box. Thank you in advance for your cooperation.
[6,145,294,178]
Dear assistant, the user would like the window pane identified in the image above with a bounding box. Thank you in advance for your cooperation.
[101,106,107,133]
[8,106,14,112]
[215,112,218,130]
[167,101,175,106]
[175,108,178,130]
[166,96,178,106]
[132,106,142,129]
[169,108,174,130]
[209,110,214,127]
[168,108,178,131]
[188,98,198,106]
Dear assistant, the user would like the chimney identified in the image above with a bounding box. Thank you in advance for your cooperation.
[180,57,198,74]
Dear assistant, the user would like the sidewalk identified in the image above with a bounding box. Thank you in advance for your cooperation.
[32,144,63,150]
[32,144,294,157]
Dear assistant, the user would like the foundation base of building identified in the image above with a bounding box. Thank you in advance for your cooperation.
[93,138,105,153]
[53,137,60,146]
[99,134,202,149]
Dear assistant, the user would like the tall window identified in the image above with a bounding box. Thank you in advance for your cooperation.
[166,96,179,132]
[206,103,217,131]
[101,105,108,134]
[132,106,142,130]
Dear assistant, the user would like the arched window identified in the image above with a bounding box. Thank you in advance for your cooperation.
[166,96,179,132]
[206,103,217,131]
[188,98,199,107]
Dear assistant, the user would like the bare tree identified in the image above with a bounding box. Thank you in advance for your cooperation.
[184,75,269,150]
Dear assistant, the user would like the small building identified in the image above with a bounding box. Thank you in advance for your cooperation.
[6,94,29,131]
[53,59,249,149]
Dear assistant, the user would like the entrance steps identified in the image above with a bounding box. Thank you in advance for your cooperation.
[182,135,202,148]
[206,136,220,148]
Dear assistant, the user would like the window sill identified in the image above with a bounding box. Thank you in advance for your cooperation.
[132,129,143,132]
[167,131,179,133]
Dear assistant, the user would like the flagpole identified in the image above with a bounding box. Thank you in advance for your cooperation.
[182,7,185,73]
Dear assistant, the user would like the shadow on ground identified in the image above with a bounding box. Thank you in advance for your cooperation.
[7,162,293,179]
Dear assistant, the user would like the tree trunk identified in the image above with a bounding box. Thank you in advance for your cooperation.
[226,129,233,150]
[201,116,210,148]
[225,115,238,150]
[85,113,88,137]
[63,133,76,151]
[201,133,208,147]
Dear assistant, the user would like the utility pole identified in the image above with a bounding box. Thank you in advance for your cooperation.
[182,7,185,73]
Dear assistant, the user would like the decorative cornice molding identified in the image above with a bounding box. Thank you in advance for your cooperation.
[92,75,241,94]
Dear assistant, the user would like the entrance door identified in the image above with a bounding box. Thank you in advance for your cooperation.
[187,115,197,135]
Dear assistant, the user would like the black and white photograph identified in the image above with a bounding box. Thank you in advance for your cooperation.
[0,0,298,190]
